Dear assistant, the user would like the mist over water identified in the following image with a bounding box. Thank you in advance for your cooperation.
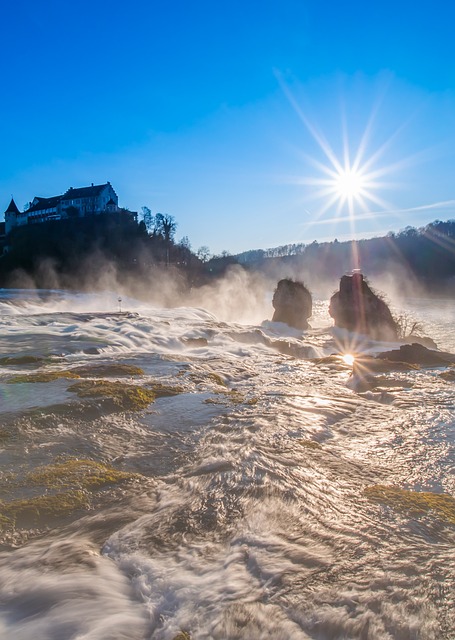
[0,279,454,639]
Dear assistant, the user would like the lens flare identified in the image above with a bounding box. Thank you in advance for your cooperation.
[342,354,355,366]
[274,73,414,236]
[295,135,393,225]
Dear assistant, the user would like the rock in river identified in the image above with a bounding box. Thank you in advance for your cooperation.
[272,279,312,330]
[329,272,398,341]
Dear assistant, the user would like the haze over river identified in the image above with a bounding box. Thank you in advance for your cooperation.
[0,289,454,639]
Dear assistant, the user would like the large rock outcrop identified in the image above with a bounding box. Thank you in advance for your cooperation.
[329,272,398,341]
[349,343,455,392]
[272,279,312,330]
[376,343,455,366]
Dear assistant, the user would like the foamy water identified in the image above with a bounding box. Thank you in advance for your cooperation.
[0,290,454,639]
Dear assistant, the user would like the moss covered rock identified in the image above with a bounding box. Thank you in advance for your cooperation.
[0,490,90,528]
[0,355,45,366]
[26,459,140,490]
[364,484,455,524]
[68,379,155,411]
[147,381,184,397]
[190,371,226,387]
[8,370,81,384]
[72,363,144,377]
[298,439,322,450]
[0,459,143,532]
[0,427,12,442]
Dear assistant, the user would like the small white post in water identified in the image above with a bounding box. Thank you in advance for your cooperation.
[118,297,122,313]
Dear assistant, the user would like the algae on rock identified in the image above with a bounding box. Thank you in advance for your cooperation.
[147,380,185,397]
[1,459,143,532]
[71,363,145,377]
[190,371,226,387]
[68,379,155,411]
[0,490,90,528]
[0,427,12,442]
[0,355,45,366]
[364,484,455,524]
[298,439,322,450]
[26,459,140,490]
[7,370,81,384]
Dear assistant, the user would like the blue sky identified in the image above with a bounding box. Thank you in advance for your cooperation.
[2,0,455,254]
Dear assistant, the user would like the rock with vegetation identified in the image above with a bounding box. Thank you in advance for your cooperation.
[0,427,12,442]
[0,355,45,366]
[0,459,142,532]
[364,484,455,524]
[0,491,90,529]
[68,380,155,411]
[7,370,81,384]
[329,272,398,340]
[71,363,144,377]
[272,279,312,330]
[26,459,140,490]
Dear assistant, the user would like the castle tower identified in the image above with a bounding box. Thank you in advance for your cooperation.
[4,198,20,235]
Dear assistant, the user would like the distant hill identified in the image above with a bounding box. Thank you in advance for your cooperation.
[2,215,454,298]
[229,220,455,296]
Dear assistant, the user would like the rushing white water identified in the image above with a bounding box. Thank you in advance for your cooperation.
[0,289,454,639]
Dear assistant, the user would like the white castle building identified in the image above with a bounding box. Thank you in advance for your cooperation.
[4,182,120,235]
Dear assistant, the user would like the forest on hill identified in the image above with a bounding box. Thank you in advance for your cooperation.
[0,212,204,292]
[234,220,455,295]
[1,214,454,297]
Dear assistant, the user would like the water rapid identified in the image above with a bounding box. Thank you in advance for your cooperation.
[0,290,454,639]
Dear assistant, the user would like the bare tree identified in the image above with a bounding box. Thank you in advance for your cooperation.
[152,213,177,266]
[141,206,156,235]
[179,236,191,251]
[197,246,211,262]
[155,213,177,244]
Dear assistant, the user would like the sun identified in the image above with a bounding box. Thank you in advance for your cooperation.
[303,155,384,223]
[335,168,365,199]
[275,73,398,224]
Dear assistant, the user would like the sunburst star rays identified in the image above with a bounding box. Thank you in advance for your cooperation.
[275,74,422,233]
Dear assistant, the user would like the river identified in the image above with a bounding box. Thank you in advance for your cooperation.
[0,289,454,639]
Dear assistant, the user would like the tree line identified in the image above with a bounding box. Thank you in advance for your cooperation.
[232,220,455,289]
[1,209,454,294]
[0,209,211,290]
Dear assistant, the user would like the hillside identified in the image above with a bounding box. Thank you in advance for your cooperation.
[1,216,455,298]
[230,220,455,296]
